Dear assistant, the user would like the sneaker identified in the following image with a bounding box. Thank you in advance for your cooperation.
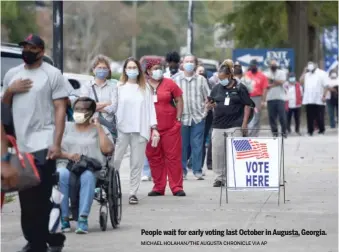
[148,191,163,196]
[61,218,71,233]
[213,180,225,187]
[183,174,187,180]
[174,190,186,196]
[75,217,88,234]
[194,173,204,180]
[129,195,139,204]
[141,175,151,181]
[202,170,206,176]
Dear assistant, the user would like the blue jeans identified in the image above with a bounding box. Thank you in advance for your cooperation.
[181,119,205,176]
[58,167,96,218]
[142,158,151,177]
[326,100,338,128]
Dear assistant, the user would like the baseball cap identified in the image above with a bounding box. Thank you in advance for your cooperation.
[19,34,45,49]
[249,59,258,66]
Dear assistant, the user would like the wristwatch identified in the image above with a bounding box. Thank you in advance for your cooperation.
[1,152,11,162]
[176,117,181,122]
[151,125,158,131]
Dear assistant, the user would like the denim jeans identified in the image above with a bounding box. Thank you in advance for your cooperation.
[142,158,151,177]
[326,100,338,128]
[181,119,205,176]
[57,167,96,218]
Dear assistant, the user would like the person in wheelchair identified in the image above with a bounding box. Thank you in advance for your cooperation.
[56,97,114,234]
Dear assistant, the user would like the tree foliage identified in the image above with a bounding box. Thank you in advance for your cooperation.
[222,1,338,48]
[1,1,38,43]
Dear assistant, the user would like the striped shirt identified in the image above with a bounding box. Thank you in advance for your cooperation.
[173,72,210,126]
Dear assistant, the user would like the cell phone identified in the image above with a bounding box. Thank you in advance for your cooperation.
[207,96,215,103]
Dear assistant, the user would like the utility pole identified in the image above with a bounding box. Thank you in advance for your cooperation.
[52,1,63,72]
[131,0,137,58]
[187,0,194,54]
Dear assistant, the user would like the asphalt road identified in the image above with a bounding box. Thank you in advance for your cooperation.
[1,129,338,252]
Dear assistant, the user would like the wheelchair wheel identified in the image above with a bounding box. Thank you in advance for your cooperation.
[99,204,108,231]
[108,168,122,228]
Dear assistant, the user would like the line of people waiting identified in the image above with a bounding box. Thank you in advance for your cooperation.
[1,34,337,251]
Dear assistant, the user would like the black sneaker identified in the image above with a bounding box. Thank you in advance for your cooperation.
[129,195,139,204]
[148,191,163,196]
[213,180,225,187]
[174,190,186,196]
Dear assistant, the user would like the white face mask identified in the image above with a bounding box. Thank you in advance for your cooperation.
[307,63,315,72]
[73,112,90,124]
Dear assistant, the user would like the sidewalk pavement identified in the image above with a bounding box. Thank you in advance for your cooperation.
[1,129,338,252]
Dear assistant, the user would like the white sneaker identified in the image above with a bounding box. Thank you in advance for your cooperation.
[141,175,151,181]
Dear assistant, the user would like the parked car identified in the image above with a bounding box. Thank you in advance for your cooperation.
[1,43,82,97]
[198,58,219,79]
[63,72,94,96]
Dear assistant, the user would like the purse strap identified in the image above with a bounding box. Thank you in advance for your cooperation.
[91,85,103,117]
[91,85,99,102]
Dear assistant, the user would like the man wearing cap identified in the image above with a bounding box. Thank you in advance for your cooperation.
[2,34,68,252]
[245,60,268,137]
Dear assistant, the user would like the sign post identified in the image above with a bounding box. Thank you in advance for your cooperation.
[220,132,286,206]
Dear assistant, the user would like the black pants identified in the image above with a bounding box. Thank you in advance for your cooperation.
[18,149,65,251]
[267,100,287,135]
[306,104,325,135]
[287,107,301,133]
[201,111,213,168]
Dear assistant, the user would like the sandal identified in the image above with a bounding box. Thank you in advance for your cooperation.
[129,195,139,204]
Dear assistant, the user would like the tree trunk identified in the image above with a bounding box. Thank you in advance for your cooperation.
[286,1,309,78]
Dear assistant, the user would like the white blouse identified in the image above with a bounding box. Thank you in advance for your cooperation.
[110,82,157,141]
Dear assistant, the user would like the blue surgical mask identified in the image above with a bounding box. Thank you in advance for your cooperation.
[126,69,139,79]
[289,77,296,83]
[183,63,195,72]
[94,69,109,80]
[220,79,229,86]
[151,69,163,81]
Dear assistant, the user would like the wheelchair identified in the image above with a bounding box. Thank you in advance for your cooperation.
[94,161,122,231]
[68,157,122,232]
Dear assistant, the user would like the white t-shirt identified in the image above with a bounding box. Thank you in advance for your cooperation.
[302,68,328,105]
[325,77,339,100]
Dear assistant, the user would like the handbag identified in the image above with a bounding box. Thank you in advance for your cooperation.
[91,85,117,136]
[1,135,40,193]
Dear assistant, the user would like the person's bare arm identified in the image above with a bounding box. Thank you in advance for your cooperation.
[174,96,183,119]
[53,98,67,148]
[96,125,114,155]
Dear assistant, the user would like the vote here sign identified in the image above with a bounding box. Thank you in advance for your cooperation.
[227,138,280,190]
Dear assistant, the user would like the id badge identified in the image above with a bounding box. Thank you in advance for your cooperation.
[153,95,158,103]
[224,97,230,106]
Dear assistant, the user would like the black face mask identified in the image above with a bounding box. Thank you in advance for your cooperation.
[22,50,40,65]
[271,66,278,72]
[170,67,179,75]
[251,67,257,74]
